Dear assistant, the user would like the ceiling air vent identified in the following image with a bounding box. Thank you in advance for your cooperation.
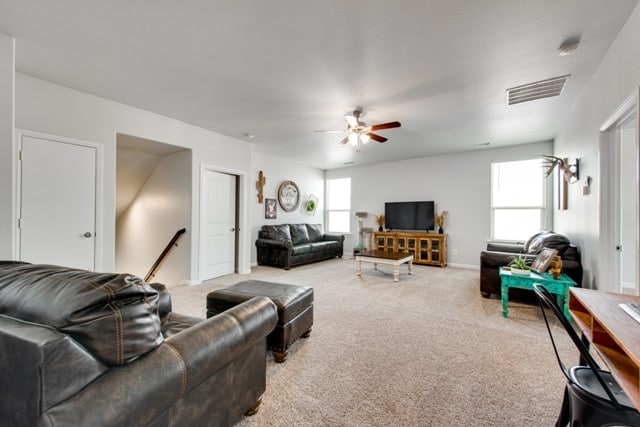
[507,74,570,105]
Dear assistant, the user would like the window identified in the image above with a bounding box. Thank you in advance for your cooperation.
[491,159,546,241]
[326,178,351,233]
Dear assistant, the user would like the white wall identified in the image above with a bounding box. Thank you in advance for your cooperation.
[14,73,253,280]
[0,34,14,259]
[251,151,325,264]
[554,2,640,291]
[116,150,191,286]
[326,141,553,267]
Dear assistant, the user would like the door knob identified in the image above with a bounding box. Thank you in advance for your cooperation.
[84,232,93,238]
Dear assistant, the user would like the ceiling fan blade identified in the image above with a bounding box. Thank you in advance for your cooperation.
[314,129,347,133]
[367,132,388,143]
[345,114,359,127]
[370,121,401,131]
[339,136,349,145]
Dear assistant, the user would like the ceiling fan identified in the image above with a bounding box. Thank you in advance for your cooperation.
[315,108,401,152]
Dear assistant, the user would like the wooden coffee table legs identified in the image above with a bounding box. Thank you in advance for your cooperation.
[393,260,412,281]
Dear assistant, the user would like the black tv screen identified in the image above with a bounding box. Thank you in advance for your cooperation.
[385,201,435,231]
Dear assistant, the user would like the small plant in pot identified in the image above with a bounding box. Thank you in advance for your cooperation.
[508,255,531,275]
[306,198,316,213]
[374,214,385,232]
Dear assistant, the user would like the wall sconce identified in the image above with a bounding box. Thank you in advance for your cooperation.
[566,158,579,184]
[542,155,581,210]
[542,155,580,184]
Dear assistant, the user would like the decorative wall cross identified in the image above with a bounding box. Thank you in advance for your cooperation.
[256,170,266,203]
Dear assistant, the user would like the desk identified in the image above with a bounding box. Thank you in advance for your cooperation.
[569,288,640,410]
[499,267,575,319]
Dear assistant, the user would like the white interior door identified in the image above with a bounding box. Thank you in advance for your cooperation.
[617,121,638,294]
[200,169,236,280]
[600,89,640,295]
[19,134,97,270]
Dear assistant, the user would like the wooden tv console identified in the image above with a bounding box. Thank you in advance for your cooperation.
[374,231,447,267]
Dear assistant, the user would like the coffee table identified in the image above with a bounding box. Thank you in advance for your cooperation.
[355,250,413,282]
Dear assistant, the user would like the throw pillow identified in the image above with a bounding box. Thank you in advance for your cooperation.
[262,224,292,241]
[306,223,324,242]
[527,231,570,255]
[290,223,311,245]
[261,225,277,239]
[523,230,548,253]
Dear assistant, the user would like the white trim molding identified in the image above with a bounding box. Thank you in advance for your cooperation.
[14,129,104,271]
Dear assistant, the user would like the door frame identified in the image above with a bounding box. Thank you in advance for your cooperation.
[198,163,248,282]
[599,89,640,294]
[15,129,104,271]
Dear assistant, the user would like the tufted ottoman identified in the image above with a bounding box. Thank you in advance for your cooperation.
[206,280,313,362]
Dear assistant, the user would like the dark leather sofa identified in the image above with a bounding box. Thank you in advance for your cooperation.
[0,261,278,426]
[480,230,583,298]
[255,223,344,270]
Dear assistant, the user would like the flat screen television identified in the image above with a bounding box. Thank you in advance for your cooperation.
[385,201,435,231]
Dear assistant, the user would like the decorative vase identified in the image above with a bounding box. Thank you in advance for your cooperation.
[438,226,443,234]
[378,226,383,232]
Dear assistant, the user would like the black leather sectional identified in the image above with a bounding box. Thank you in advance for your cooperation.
[255,223,344,269]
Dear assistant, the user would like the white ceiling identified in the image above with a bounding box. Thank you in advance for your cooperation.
[1,0,637,170]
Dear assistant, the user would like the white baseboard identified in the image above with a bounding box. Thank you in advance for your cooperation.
[447,263,480,270]
[250,259,478,270]
[181,279,202,286]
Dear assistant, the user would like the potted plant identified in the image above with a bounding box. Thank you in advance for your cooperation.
[374,214,385,232]
[434,210,448,234]
[306,198,316,213]
[508,255,531,275]
[305,195,318,215]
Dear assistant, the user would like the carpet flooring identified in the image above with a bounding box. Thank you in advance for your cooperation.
[169,258,574,426]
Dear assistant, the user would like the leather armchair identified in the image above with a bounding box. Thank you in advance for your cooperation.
[480,231,583,299]
[0,261,278,426]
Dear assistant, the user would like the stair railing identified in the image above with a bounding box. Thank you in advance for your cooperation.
[144,228,186,282]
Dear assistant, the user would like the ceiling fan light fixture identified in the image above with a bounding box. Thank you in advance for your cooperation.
[315,107,400,152]
[348,132,359,146]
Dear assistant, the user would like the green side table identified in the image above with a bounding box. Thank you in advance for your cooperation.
[499,267,576,319]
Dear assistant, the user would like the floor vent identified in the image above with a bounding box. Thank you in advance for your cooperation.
[507,75,570,105]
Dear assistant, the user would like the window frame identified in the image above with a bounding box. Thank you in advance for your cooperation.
[325,177,351,233]
[490,158,552,242]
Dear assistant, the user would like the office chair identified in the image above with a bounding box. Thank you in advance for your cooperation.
[533,283,640,426]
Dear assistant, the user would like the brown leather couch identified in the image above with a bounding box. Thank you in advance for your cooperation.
[0,261,278,426]
[479,231,583,298]
[256,223,344,269]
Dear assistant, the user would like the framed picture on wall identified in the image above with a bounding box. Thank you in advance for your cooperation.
[265,198,277,219]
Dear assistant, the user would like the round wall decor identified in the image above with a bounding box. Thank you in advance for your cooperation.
[277,180,300,212]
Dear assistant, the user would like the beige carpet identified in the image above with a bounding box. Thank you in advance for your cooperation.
[169,258,574,426]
